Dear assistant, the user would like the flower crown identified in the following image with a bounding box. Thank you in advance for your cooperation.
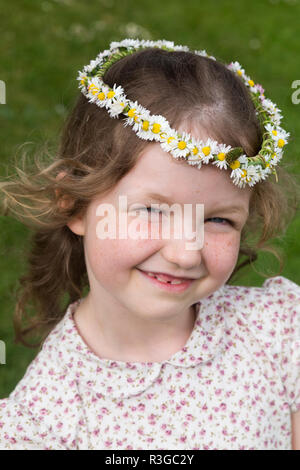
[77,38,290,188]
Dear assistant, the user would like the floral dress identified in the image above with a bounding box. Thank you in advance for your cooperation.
[0,276,299,450]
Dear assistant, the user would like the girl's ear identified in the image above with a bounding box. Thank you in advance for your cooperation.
[55,171,86,236]
[67,215,86,236]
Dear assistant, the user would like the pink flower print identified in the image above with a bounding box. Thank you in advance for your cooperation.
[48,368,55,375]
[40,387,48,394]
[220,403,227,411]
[40,408,48,415]
[113,424,121,431]
[138,403,145,411]
[189,390,196,398]
[57,422,63,429]
[215,389,222,396]
[180,436,187,443]
[166,429,172,435]
[168,388,175,396]
[117,401,124,408]
[185,414,194,421]
[93,429,100,437]
[137,428,144,435]
[176,404,182,411]
[202,404,208,411]
[16,424,23,432]
[222,428,228,436]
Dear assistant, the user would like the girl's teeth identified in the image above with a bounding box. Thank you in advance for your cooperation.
[146,272,184,284]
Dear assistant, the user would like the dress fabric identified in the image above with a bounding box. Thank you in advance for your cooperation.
[0,275,299,450]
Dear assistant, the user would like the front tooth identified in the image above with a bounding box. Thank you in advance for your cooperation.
[170,280,183,285]
[156,276,169,283]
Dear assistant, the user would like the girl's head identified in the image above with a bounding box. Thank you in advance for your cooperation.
[1,43,298,347]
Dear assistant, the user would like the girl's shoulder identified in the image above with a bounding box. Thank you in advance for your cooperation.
[221,275,300,333]
[220,275,300,413]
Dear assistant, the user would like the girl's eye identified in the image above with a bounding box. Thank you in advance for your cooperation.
[135,207,164,219]
[206,217,233,226]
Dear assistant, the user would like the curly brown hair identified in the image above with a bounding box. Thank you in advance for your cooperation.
[0,48,299,349]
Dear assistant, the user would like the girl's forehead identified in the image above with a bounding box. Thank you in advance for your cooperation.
[107,145,252,208]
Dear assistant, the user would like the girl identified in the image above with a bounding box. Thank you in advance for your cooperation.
[0,39,299,450]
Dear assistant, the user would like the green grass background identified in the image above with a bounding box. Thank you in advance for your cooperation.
[0,0,299,398]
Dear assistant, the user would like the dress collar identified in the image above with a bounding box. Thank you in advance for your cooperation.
[53,286,227,399]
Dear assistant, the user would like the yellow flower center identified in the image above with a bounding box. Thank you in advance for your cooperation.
[278,139,285,148]
[98,92,106,100]
[152,123,161,134]
[230,160,241,170]
[91,87,99,95]
[167,136,175,145]
[217,152,226,161]
[272,129,277,136]
[237,70,242,76]
[134,115,139,123]
[178,141,187,150]
[248,79,255,87]
[241,169,247,178]
[160,132,167,140]
[128,108,136,118]
[202,146,211,156]
[107,91,115,99]
[80,76,87,85]
[272,153,276,159]
[142,120,149,131]
[192,147,199,155]
[88,84,96,91]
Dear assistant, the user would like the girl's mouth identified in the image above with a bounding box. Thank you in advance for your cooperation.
[137,269,195,293]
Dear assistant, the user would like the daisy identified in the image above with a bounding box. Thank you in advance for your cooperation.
[160,129,180,153]
[148,115,170,141]
[196,138,218,164]
[170,131,193,158]
[107,98,128,118]
[228,61,246,78]
[122,100,146,127]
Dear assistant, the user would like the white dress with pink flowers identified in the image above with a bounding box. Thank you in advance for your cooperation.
[0,275,299,450]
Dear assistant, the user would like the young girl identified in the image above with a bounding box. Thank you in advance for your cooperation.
[0,39,299,450]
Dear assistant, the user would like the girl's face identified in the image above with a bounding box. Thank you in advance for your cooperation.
[67,139,252,322]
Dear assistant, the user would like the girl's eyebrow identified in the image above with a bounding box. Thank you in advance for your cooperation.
[127,191,248,216]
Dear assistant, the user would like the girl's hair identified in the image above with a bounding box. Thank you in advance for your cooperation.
[0,48,299,348]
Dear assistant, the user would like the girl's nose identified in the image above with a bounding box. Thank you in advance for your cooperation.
[160,235,204,271]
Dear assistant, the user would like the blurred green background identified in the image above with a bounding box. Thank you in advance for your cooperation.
[0,0,299,398]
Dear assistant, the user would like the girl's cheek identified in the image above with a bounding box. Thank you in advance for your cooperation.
[204,233,240,273]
